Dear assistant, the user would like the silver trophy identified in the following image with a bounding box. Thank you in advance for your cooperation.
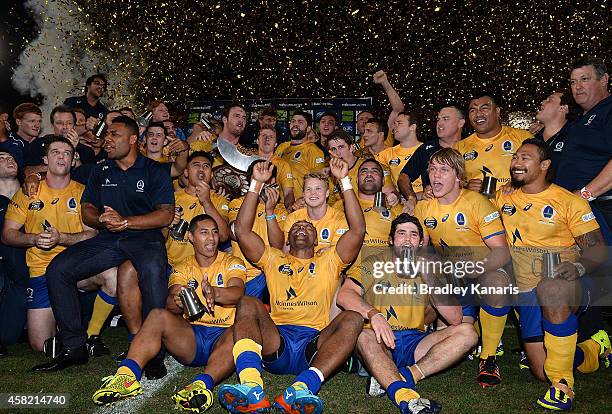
[137,111,153,128]
[179,287,207,321]
[532,252,561,279]
[481,176,498,198]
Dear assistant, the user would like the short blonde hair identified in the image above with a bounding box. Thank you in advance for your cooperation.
[303,172,328,187]
[428,148,467,187]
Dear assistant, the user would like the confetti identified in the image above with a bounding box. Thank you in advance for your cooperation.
[3,0,610,137]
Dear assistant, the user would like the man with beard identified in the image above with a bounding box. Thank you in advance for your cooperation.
[338,214,477,414]
[398,105,465,212]
[413,148,511,388]
[455,93,532,192]
[64,73,109,123]
[493,139,609,411]
[276,111,326,200]
[32,116,174,373]
[333,159,402,247]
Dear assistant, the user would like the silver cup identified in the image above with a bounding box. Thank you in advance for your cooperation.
[532,252,561,279]
[373,192,386,212]
[399,246,416,277]
[179,287,207,321]
[137,111,153,128]
[481,176,498,198]
[169,219,189,241]
[43,336,62,359]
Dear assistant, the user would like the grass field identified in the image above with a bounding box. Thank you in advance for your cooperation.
[1,324,611,414]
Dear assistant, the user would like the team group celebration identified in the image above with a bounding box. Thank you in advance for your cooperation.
[0,56,611,414]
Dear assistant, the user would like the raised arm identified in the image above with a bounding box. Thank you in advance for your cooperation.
[331,156,366,264]
[234,162,273,264]
[373,70,405,130]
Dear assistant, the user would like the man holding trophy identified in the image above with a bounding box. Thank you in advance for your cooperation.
[493,139,609,411]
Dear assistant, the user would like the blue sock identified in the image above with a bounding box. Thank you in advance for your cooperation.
[398,367,416,389]
[294,368,323,394]
[119,358,142,381]
[574,345,585,369]
[194,373,215,390]
[98,289,118,305]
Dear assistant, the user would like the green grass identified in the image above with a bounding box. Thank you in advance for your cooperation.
[1,326,611,414]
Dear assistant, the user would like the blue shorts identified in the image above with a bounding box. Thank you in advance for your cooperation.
[516,277,593,342]
[188,325,227,367]
[391,329,429,368]
[462,305,479,319]
[263,324,319,375]
[245,273,267,300]
[516,289,543,341]
[27,275,50,309]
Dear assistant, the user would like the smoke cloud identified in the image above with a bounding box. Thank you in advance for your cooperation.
[11,0,133,133]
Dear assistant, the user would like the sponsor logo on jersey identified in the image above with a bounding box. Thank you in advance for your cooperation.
[51,198,59,205]
[229,263,247,271]
[216,273,224,287]
[293,151,302,160]
[424,217,437,229]
[28,200,44,211]
[554,142,564,152]
[286,286,297,300]
[511,228,523,245]
[381,209,391,219]
[321,228,330,240]
[67,197,77,210]
[541,205,555,220]
[502,204,516,216]
[581,212,595,222]
[278,264,293,276]
[441,214,449,222]
[136,180,145,192]
[189,202,197,210]
[464,150,478,161]
[523,203,533,211]
[502,140,513,152]
[308,262,316,276]
[455,212,466,226]
[485,144,494,152]
[484,211,500,223]
[187,278,199,289]
[389,158,401,166]
[386,306,398,321]
[102,178,117,187]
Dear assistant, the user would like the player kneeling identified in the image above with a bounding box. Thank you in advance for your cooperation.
[338,214,478,414]
[92,214,246,413]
